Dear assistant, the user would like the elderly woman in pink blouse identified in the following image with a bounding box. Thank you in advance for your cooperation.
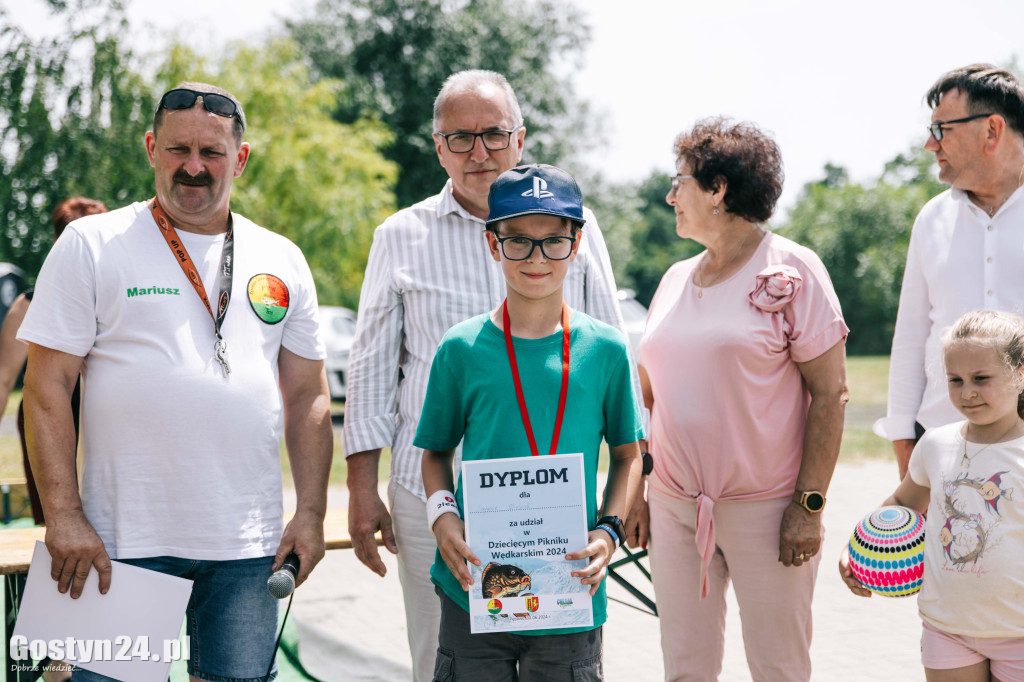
[633,118,849,681]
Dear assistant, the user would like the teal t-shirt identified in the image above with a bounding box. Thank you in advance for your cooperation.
[413,309,644,635]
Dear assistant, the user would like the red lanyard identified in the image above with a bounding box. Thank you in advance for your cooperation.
[150,197,234,375]
[502,299,571,457]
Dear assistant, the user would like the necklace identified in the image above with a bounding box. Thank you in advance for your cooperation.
[960,421,1022,467]
[695,226,761,298]
[981,162,1024,217]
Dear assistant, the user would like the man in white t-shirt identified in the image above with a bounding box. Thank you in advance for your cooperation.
[876,64,1024,480]
[19,82,332,681]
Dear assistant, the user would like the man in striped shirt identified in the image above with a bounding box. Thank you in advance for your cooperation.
[343,69,635,681]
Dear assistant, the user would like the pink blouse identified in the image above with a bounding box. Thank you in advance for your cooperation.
[638,232,848,596]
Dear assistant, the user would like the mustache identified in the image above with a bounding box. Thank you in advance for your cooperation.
[173,169,213,186]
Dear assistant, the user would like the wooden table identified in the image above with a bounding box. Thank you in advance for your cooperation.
[1,509,372,680]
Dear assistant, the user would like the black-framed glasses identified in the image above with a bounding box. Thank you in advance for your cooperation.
[927,113,993,141]
[669,174,694,192]
[495,235,576,261]
[435,128,521,153]
[157,88,242,124]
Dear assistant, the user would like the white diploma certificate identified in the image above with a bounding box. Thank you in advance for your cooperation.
[462,453,592,633]
[13,541,193,682]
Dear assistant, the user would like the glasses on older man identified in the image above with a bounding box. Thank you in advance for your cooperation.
[157,88,242,123]
[495,235,576,261]
[927,113,993,141]
[669,174,694,192]
[435,128,521,153]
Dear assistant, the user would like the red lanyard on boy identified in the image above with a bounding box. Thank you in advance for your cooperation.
[150,196,234,376]
[502,299,571,457]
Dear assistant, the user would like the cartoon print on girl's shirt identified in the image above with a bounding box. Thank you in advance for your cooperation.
[939,468,1014,573]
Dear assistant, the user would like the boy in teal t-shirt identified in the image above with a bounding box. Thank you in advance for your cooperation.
[415,164,644,681]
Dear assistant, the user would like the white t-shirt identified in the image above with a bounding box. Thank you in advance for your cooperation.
[909,421,1024,637]
[18,202,324,561]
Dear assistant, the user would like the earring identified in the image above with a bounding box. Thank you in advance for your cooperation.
[713,208,720,215]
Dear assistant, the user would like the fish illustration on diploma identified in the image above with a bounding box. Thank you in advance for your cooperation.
[481,562,532,598]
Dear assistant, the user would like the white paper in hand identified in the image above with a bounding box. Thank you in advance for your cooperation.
[12,541,192,681]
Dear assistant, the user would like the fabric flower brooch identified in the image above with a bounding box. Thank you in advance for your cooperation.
[748,265,802,312]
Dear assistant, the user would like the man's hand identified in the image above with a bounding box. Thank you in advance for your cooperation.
[567,530,617,596]
[45,511,111,599]
[347,487,398,577]
[778,502,822,567]
[894,439,916,482]
[274,509,326,588]
[623,490,650,550]
[432,513,479,591]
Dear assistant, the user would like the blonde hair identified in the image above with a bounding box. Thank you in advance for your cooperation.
[944,310,1024,418]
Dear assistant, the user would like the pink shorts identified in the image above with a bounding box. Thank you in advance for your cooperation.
[922,621,1024,681]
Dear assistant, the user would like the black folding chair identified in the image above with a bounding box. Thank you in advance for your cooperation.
[606,545,657,616]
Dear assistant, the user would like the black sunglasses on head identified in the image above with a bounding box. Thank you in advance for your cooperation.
[157,89,243,126]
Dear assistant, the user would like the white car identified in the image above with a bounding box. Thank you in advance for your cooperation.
[319,305,357,401]
[617,289,648,353]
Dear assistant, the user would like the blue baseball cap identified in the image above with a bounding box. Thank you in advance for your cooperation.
[486,164,585,227]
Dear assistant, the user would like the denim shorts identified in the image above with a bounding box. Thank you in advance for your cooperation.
[71,555,279,682]
[433,586,603,682]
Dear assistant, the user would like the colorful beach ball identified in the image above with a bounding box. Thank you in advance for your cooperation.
[848,506,925,597]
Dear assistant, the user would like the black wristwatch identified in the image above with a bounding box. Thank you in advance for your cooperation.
[793,490,826,513]
[595,515,626,546]
[641,451,654,476]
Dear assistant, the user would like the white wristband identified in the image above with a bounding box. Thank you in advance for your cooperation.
[426,489,461,531]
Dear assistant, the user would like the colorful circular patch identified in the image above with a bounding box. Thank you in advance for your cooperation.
[848,505,925,597]
[487,599,502,615]
[247,274,289,324]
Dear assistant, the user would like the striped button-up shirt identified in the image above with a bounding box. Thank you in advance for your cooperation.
[343,180,643,499]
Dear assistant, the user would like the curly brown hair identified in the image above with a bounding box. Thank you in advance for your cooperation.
[673,117,784,223]
[51,196,107,240]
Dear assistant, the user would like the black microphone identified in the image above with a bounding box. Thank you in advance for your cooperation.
[267,552,300,599]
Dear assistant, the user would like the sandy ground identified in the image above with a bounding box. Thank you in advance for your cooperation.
[283,459,926,681]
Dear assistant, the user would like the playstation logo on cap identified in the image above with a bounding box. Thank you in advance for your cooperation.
[521,177,554,199]
[487,164,585,227]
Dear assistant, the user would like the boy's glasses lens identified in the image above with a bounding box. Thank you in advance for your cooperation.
[499,236,575,261]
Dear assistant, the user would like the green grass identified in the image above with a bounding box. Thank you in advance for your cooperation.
[846,355,890,408]
[1,356,894,491]
[840,355,892,464]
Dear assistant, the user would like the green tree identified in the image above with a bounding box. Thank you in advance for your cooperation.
[157,39,398,308]
[778,147,945,355]
[288,0,597,209]
[0,0,152,276]
[621,172,703,305]
[573,171,641,287]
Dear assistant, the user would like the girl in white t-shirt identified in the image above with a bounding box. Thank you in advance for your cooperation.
[841,310,1024,682]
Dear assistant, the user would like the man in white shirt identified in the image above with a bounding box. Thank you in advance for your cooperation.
[875,64,1024,480]
[343,69,635,681]
[20,83,333,681]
